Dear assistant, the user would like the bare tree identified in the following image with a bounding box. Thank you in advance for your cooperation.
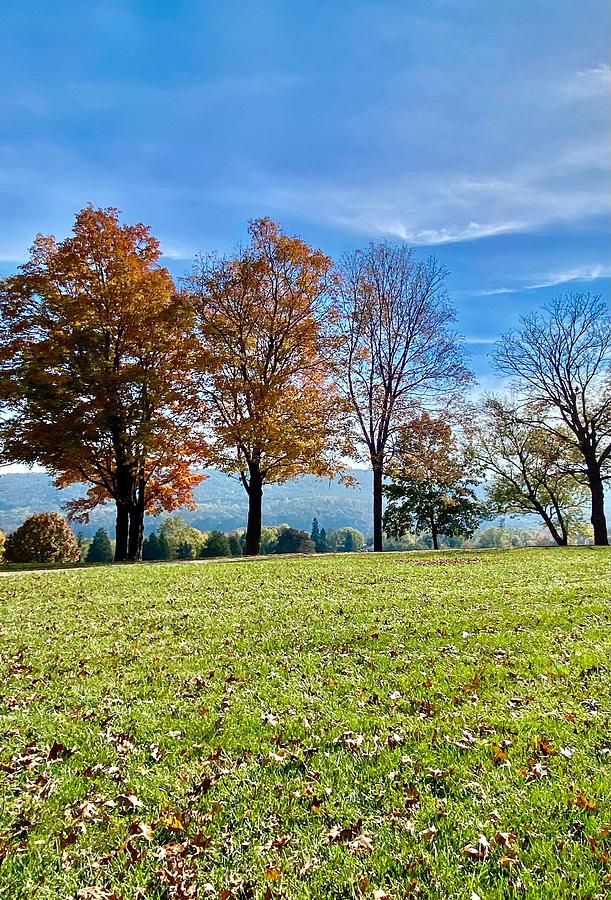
[475,396,589,545]
[494,293,611,545]
[333,242,472,551]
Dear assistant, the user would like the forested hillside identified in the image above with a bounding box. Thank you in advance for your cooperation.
[0,470,374,537]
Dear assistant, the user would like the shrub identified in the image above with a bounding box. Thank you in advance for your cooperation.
[200,531,231,558]
[337,527,365,552]
[142,533,161,560]
[273,527,315,554]
[85,528,114,563]
[4,513,81,564]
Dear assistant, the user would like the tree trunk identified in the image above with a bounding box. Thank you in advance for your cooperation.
[431,517,439,550]
[536,505,567,546]
[115,503,129,562]
[245,466,263,556]
[128,478,146,561]
[372,462,384,552]
[586,459,609,545]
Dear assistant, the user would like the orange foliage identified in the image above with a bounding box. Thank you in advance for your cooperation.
[188,218,348,485]
[0,206,206,557]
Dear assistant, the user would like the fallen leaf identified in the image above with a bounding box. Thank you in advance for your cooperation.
[265,866,282,880]
[115,793,144,813]
[348,834,374,854]
[463,834,491,861]
[576,791,597,812]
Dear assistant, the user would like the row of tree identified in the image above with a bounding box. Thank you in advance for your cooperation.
[0,506,588,566]
[381,408,597,548]
[0,511,369,564]
[0,207,608,558]
[139,516,365,560]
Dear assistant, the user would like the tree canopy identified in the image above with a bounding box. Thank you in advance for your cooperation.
[475,396,588,545]
[494,292,610,545]
[384,413,483,549]
[0,206,204,561]
[332,242,472,551]
[186,218,348,555]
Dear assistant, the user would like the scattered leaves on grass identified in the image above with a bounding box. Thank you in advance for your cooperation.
[518,760,549,780]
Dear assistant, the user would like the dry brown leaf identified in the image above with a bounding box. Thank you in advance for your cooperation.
[419,825,438,843]
[462,834,491,861]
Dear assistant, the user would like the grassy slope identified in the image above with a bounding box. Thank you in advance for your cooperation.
[0,548,609,900]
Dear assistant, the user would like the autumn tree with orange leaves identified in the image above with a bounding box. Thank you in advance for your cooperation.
[0,207,205,561]
[186,219,348,556]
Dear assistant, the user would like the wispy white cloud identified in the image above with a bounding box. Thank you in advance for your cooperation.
[561,63,611,100]
[457,287,517,297]
[526,264,611,289]
[457,263,611,299]
[238,138,609,246]
[222,57,610,247]
[160,243,197,261]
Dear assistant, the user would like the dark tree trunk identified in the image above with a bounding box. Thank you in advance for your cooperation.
[431,518,439,550]
[535,505,567,546]
[245,466,263,556]
[586,459,609,545]
[372,462,384,552]
[128,478,146,561]
[115,503,129,562]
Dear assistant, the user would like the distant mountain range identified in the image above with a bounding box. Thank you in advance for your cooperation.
[0,469,376,538]
[2,469,599,540]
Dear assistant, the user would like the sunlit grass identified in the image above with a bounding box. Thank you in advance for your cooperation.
[0,548,609,898]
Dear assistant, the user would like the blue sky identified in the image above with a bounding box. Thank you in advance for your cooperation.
[1,0,609,394]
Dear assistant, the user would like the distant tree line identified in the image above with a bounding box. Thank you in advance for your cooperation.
[0,206,608,560]
[0,511,370,565]
[0,507,593,566]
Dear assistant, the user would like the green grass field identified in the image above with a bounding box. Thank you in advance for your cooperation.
[0,548,609,900]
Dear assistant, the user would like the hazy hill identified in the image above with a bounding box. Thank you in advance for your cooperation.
[1,470,599,540]
[0,470,374,538]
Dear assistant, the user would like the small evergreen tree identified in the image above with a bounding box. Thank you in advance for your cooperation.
[317,526,329,553]
[310,517,320,548]
[142,532,162,560]
[85,528,114,563]
[176,541,195,560]
[201,531,231,558]
[342,530,356,552]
